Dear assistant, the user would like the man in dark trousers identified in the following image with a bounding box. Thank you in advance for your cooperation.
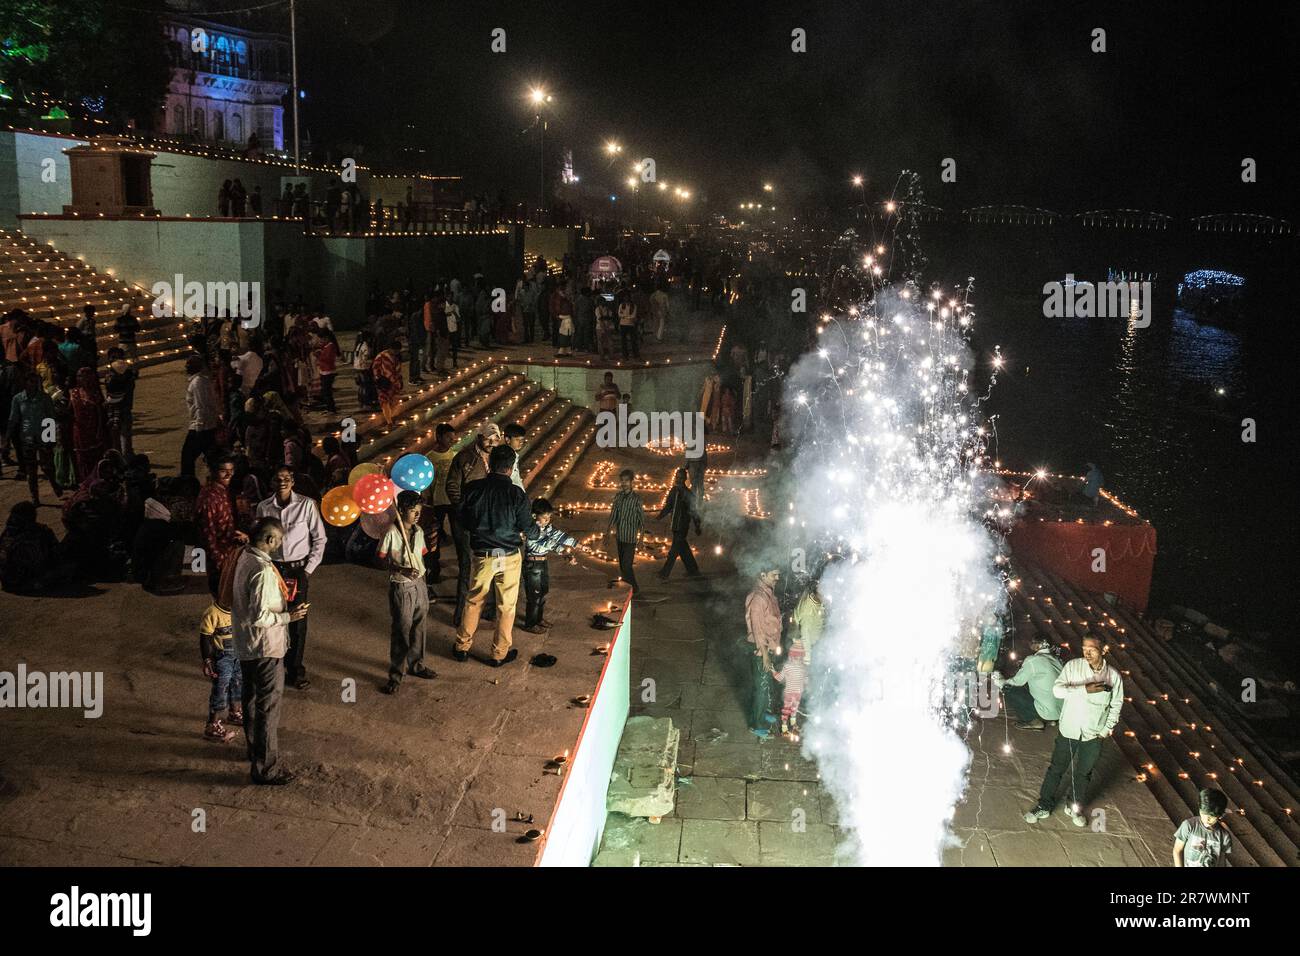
[256,466,326,691]
[607,468,644,596]
[453,444,532,666]
[230,518,309,785]
[657,467,701,580]
[377,491,438,694]
[445,421,500,625]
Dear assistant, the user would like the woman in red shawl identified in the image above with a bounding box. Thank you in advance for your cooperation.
[371,345,403,425]
[69,366,108,481]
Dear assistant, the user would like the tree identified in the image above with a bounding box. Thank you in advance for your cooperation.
[1,0,171,130]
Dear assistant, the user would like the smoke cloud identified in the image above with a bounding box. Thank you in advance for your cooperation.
[769,282,1007,865]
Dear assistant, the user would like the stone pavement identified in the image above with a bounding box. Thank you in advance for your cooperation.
[598,569,1175,867]
[0,551,618,867]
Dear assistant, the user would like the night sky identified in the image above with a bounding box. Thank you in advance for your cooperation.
[266,0,1300,216]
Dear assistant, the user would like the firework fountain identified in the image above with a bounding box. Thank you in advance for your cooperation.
[778,192,1009,863]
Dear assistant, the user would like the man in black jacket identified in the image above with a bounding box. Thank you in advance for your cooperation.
[452,444,531,666]
[657,467,701,580]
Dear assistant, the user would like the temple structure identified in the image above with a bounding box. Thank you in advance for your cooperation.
[159,13,290,151]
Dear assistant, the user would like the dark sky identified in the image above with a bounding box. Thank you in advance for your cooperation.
[246,0,1300,217]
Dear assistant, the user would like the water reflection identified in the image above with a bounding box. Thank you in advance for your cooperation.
[981,296,1287,644]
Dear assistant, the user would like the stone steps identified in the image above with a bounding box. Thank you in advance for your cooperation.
[0,228,184,369]
[315,355,599,493]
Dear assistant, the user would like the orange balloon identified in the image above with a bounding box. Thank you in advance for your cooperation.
[322,485,361,527]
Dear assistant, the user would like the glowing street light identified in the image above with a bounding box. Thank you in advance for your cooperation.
[885,200,897,213]
[657,181,667,191]
[763,183,774,192]
[604,141,622,155]
[626,177,638,188]
[851,175,863,187]
[527,87,553,213]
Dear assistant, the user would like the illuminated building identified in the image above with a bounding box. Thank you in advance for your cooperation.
[159,15,290,151]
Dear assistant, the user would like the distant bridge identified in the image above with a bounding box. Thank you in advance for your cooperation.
[888,203,1294,236]
[867,204,1297,309]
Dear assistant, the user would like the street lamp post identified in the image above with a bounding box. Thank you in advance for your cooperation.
[290,0,301,173]
[530,87,552,219]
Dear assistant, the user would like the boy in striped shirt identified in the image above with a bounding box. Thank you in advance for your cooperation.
[607,469,644,596]
[520,498,578,633]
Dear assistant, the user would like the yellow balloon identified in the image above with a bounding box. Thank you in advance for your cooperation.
[322,485,361,527]
[347,461,384,485]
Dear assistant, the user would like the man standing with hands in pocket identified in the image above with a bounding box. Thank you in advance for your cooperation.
[257,465,326,691]
[744,565,783,739]
[378,490,438,694]
[1023,634,1124,827]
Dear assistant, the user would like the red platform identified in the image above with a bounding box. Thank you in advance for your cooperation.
[998,471,1157,613]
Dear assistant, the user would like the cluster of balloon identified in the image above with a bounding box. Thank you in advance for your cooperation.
[321,457,432,535]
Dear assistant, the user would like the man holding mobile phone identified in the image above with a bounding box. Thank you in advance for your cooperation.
[257,466,326,691]
[1023,634,1124,827]
[231,518,309,786]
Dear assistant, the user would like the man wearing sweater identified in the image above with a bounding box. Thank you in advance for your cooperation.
[1024,634,1124,827]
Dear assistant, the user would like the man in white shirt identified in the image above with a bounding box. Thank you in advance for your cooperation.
[1024,634,1124,827]
[231,345,263,394]
[256,466,326,691]
[231,518,309,785]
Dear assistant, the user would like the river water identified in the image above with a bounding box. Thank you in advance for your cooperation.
[975,294,1299,671]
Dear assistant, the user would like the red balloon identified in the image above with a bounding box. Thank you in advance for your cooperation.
[353,474,396,515]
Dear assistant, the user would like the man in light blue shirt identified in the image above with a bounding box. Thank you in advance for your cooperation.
[994,635,1063,729]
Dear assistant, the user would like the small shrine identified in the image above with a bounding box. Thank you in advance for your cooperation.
[63,136,160,217]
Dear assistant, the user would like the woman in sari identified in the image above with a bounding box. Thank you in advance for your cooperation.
[69,367,109,482]
[371,344,403,425]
